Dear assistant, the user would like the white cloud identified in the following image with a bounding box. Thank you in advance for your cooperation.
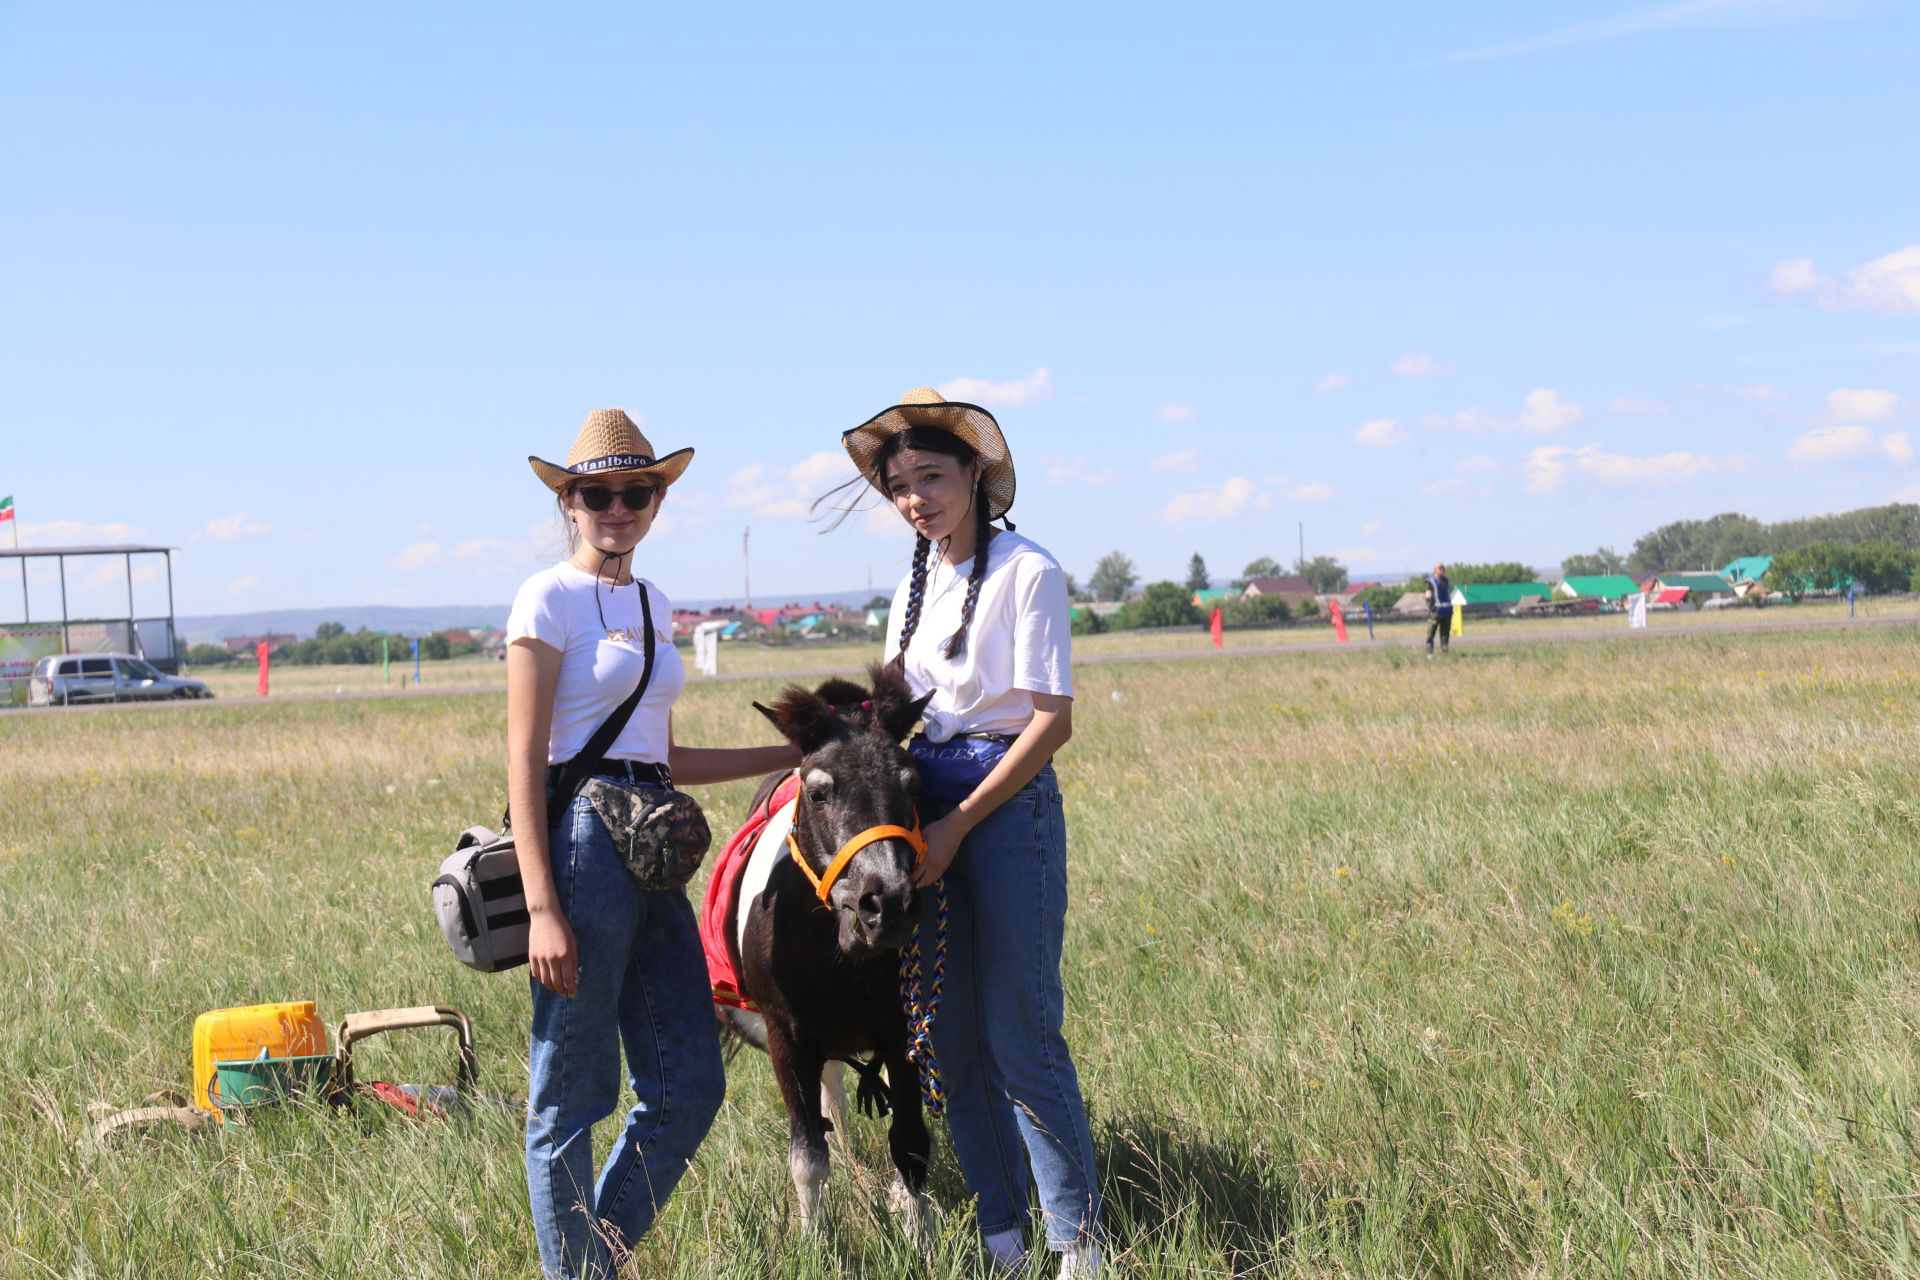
[1158,477,1270,527]
[937,367,1053,407]
[1389,352,1444,379]
[1148,448,1202,474]
[189,511,270,544]
[226,575,259,597]
[1155,403,1196,423]
[1284,480,1335,502]
[1893,482,1920,503]
[16,518,148,548]
[1827,387,1902,423]
[1767,257,1822,294]
[393,540,441,570]
[1353,417,1407,449]
[1884,431,1915,465]
[1767,244,1920,314]
[1516,388,1583,432]
[726,451,858,520]
[1786,426,1875,463]
[1525,444,1731,494]
[1361,519,1384,538]
[1436,0,1847,64]
[1311,373,1351,395]
[1419,452,1500,496]
[1040,453,1124,486]
[447,538,509,564]
[1328,544,1383,565]
[1426,388,1583,435]
[1721,383,1782,402]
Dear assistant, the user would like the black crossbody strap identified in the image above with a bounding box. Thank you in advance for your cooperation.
[551,583,658,805]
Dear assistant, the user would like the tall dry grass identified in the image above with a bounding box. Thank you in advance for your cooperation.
[4,624,1919,1276]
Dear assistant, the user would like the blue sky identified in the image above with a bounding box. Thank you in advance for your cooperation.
[3,0,1916,619]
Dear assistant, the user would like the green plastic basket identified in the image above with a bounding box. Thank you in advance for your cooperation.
[208,1053,336,1111]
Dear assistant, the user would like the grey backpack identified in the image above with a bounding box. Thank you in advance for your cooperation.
[432,586,658,974]
[433,827,530,973]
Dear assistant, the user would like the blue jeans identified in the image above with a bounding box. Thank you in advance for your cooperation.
[526,781,726,1280]
[914,742,1102,1250]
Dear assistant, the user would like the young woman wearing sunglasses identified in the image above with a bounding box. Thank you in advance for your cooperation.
[510,409,797,1280]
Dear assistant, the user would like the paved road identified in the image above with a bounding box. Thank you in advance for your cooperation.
[12,609,1913,715]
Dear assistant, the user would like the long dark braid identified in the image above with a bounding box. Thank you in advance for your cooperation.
[942,482,992,659]
[895,534,933,657]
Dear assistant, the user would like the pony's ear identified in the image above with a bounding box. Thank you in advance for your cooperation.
[868,657,933,742]
[753,686,839,754]
[812,677,871,710]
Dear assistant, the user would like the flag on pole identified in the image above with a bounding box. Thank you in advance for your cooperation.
[0,495,15,523]
[381,636,390,681]
[1209,606,1223,649]
[1329,598,1348,643]
[256,640,270,697]
[1450,602,1464,637]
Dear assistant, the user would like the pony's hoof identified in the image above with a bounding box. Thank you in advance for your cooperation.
[887,1177,939,1250]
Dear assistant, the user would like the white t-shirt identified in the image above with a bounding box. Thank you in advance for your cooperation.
[506,562,684,766]
[884,529,1073,743]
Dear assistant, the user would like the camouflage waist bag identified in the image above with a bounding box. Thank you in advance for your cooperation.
[579,779,714,891]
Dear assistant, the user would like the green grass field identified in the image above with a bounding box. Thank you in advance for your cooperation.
[6,622,1920,1277]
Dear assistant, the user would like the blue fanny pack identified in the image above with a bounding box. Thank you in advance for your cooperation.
[908,734,1011,808]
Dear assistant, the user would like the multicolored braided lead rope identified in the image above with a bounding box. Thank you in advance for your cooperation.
[899,878,949,1116]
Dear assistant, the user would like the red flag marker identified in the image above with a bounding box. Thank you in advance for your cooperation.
[1209,605,1224,649]
[256,640,270,697]
[1330,598,1348,643]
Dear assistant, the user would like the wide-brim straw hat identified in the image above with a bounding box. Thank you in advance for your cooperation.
[842,387,1016,521]
[528,408,694,492]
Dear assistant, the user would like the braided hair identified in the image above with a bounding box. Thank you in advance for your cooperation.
[878,427,995,661]
[941,482,992,659]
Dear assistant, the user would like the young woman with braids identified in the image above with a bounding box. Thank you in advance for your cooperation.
[838,387,1102,1278]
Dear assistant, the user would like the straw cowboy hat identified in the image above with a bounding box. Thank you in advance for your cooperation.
[528,408,694,492]
[842,387,1017,521]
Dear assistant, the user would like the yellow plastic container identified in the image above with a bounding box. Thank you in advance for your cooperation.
[191,1001,328,1112]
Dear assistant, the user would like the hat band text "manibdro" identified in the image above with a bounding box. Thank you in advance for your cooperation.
[571,454,655,474]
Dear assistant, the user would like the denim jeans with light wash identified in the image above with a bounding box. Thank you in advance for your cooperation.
[526,779,726,1280]
[912,740,1103,1251]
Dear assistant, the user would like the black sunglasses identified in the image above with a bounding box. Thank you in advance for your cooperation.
[575,483,657,512]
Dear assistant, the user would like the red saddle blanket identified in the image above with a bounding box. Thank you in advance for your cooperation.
[700,771,800,1011]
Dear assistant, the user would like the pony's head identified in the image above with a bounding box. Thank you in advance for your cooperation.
[754,660,932,954]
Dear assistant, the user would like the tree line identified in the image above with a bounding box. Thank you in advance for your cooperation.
[1072,501,1920,630]
[185,621,490,667]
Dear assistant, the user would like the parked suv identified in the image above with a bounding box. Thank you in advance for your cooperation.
[27,654,213,706]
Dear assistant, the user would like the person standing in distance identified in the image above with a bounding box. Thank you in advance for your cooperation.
[1425,561,1454,658]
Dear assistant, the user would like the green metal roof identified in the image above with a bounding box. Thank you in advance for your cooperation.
[1458,582,1553,605]
[1721,555,1772,582]
[1658,573,1734,594]
[1559,575,1640,599]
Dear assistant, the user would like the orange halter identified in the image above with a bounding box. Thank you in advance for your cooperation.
[787,806,928,907]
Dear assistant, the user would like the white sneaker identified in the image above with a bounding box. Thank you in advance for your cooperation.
[1057,1241,1102,1279]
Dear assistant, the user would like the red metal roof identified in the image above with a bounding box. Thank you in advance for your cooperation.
[1654,587,1688,604]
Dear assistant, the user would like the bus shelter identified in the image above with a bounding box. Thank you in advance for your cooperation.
[1,544,180,706]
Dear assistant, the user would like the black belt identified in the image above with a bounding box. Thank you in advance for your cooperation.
[912,731,1018,746]
[548,759,672,788]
